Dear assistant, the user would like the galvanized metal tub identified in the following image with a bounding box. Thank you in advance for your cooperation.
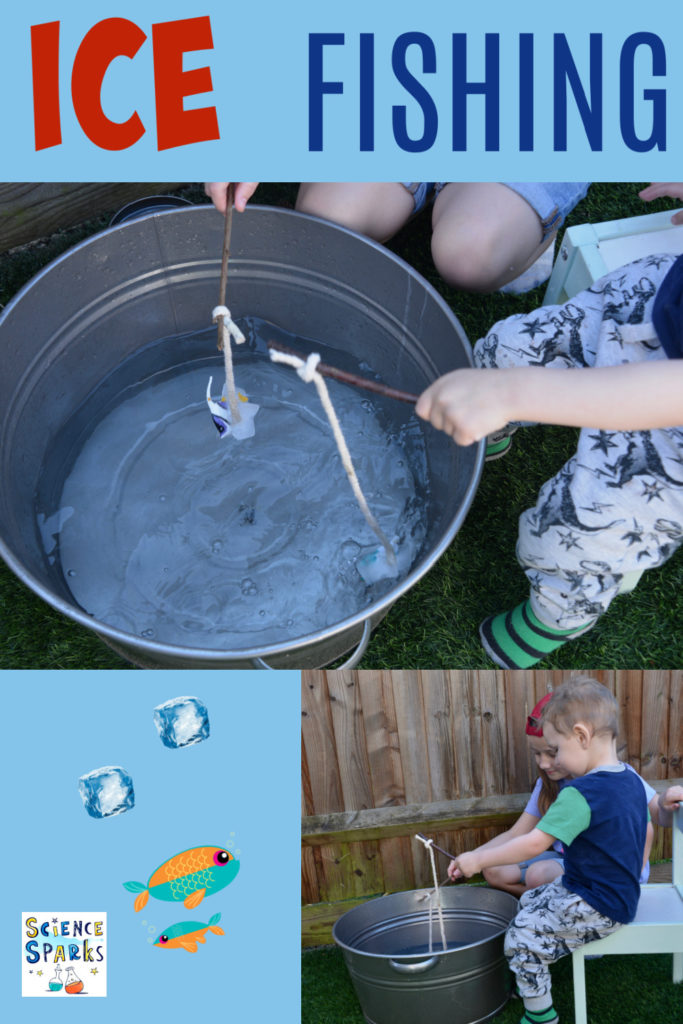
[333,886,518,1024]
[0,204,482,668]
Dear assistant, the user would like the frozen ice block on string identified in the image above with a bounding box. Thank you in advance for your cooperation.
[206,376,259,440]
[356,543,400,584]
[78,765,135,818]
[153,695,210,749]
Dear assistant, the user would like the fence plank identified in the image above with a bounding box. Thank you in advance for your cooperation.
[421,670,456,802]
[478,670,508,796]
[450,671,481,798]
[0,182,185,252]
[327,671,374,811]
[301,671,343,813]
[303,792,533,845]
[640,671,671,782]
[616,670,644,769]
[357,670,405,808]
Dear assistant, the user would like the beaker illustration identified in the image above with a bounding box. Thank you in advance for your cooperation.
[64,966,84,994]
[48,966,63,991]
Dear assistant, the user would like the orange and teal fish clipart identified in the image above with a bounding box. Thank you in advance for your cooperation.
[123,845,240,911]
[153,912,224,953]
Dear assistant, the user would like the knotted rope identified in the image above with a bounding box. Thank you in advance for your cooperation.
[212,304,245,423]
[214,182,243,424]
[269,349,397,569]
[415,833,447,953]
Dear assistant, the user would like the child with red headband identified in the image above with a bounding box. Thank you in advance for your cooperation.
[453,692,680,897]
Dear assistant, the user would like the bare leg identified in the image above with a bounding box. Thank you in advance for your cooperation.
[431,183,555,292]
[524,859,563,890]
[296,182,415,242]
[482,863,526,897]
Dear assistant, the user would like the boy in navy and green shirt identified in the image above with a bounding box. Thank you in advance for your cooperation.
[448,679,648,1024]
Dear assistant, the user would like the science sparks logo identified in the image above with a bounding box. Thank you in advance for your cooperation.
[21,912,107,998]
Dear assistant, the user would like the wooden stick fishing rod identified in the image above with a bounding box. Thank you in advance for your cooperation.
[267,340,420,405]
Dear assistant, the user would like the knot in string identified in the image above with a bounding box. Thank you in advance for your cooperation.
[212,305,246,346]
[296,353,321,383]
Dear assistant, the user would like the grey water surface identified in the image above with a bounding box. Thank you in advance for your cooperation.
[44,330,430,650]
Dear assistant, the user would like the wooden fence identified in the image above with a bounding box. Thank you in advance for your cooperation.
[301,670,682,945]
[0,183,184,252]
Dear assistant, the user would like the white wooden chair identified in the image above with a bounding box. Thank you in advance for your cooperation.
[572,807,683,1024]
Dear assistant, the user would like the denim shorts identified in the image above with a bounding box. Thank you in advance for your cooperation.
[400,182,437,213]
[401,181,590,238]
[518,850,564,885]
[502,182,590,239]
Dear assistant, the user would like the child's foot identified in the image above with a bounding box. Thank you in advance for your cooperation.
[519,1008,559,1024]
[479,600,591,668]
[499,244,555,295]
[486,426,518,461]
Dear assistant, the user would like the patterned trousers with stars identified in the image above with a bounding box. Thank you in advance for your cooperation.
[504,878,621,1000]
[474,253,683,631]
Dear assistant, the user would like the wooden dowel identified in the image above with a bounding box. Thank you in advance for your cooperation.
[217,183,234,350]
[415,833,457,861]
[267,340,420,405]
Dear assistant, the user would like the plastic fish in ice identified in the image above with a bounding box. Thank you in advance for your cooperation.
[206,376,259,440]
[154,912,224,953]
[123,845,240,911]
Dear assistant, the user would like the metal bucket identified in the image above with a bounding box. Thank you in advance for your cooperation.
[0,205,482,669]
[333,887,518,1024]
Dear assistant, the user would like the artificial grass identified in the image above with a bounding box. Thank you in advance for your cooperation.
[0,182,681,669]
[302,944,683,1024]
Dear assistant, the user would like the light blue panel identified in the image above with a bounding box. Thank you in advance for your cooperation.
[1,0,682,179]
[1,670,301,1021]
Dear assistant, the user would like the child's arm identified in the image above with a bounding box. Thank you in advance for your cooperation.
[649,785,683,827]
[448,828,555,880]
[204,182,259,213]
[642,820,654,875]
[416,361,683,446]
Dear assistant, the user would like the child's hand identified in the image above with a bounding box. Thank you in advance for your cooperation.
[660,785,683,812]
[450,851,482,879]
[204,182,259,214]
[447,859,463,882]
[638,183,683,224]
[416,368,513,446]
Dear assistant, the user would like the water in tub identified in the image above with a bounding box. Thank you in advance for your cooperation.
[37,318,430,649]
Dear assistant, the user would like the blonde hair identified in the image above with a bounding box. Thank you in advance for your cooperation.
[542,676,618,738]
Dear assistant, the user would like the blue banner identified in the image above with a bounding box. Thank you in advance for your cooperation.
[1,0,682,180]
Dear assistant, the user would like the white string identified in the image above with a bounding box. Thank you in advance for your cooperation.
[415,834,447,953]
[269,349,397,568]
[212,305,245,425]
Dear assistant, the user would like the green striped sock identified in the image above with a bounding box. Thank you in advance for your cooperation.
[520,1008,559,1024]
[485,433,513,460]
[480,600,591,669]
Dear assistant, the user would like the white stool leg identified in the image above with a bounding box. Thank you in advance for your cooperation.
[674,952,683,984]
[572,950,589,1024]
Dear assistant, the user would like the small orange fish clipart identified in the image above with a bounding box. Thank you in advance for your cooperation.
[153,913,224,953]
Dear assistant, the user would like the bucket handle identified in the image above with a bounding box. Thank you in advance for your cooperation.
[387,956,440,974]
[250,617,372,670]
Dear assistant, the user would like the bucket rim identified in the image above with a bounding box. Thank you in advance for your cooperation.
[331,887,518,960]
[0,204,484,665]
